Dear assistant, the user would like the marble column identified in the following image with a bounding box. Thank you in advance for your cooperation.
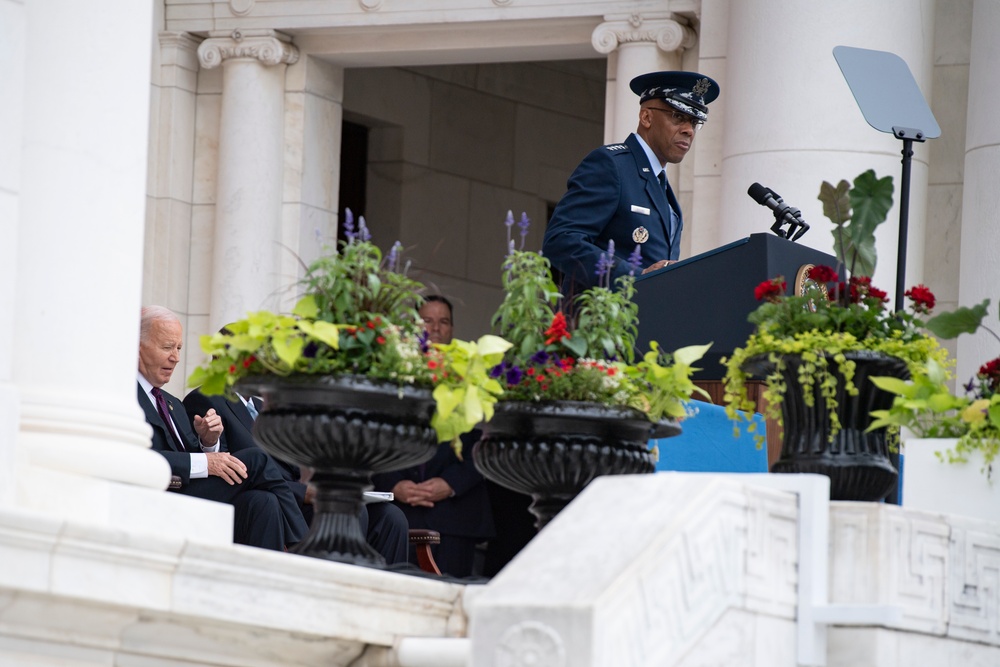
[956,0,1000,382]
[716,0,936,295]
[0,0,25,507]
[13,0,170,515]
[198,30,299,331]
[591,17,695,145]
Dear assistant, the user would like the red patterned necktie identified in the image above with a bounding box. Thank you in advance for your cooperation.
[151,387,184,451]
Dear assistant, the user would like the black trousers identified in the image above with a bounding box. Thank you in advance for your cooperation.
[175,448,308,551]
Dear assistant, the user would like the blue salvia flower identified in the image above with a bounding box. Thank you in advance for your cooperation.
[594,240,616,288]
[504,210,515,246]
[508,238,516,257]
[357,216,372,242]
[386,241,403,272]
[343,208,356,242]
[518,212,531,249]
[627,244,643,276]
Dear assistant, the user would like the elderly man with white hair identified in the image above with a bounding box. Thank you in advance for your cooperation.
[136,305,307,551]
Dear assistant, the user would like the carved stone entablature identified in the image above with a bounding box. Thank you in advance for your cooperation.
[229,0,255,16]
[358,0,384,10]
[197,29,299,70]
[591,17,696,55]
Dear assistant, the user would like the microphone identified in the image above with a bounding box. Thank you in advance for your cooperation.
[747,182,810,241]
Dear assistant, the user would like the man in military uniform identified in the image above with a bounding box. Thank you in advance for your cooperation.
[542,71,720,296]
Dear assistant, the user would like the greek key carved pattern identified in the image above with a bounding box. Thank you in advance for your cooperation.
[598,488,798,665]
[495,621,566,667]
[591,19,692,55]
[885,512,950,631]
[197,33,299,70]
[949,525,1000,644]
[744,490,798,615]
[830,505,1000,644]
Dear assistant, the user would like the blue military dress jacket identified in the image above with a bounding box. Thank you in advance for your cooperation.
[542,132,681,295]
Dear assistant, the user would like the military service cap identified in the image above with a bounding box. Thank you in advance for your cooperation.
[629,71,720,122]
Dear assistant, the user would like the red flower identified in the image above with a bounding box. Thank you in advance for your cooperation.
[848,276,873,303]
[427,360,438,369]
[868,286,888,303]
[905,284,936,313]
[366,321,376,329]
[979,357,1000,377]
[376,336,386,345]
[544,312,571,345]
[754,277,786,302]
[228,365,237,374]
[242,358,252,368]
[807,265,838,283]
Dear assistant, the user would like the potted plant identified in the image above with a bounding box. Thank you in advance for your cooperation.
[188,212,510,566]
[472,212,710,529]
[866,302,1000,520]
[722,170,949,501]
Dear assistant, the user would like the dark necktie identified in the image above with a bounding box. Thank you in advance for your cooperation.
[151,387,184,451]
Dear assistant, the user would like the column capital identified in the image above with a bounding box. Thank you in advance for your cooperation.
[197,29,299,70]
[591,17,695,55]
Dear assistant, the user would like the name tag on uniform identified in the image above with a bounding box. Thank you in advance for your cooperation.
[630,205,650,215]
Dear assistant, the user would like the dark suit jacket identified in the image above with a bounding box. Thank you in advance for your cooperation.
[137,382,203,486]
[372,432,494,540]
[182,389,308,507]
[542,132,682,294]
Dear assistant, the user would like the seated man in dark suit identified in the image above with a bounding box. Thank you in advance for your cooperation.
[137,306,307,551]
[184,388,409,564]
[372,295,494,577]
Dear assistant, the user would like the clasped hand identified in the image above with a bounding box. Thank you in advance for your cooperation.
[392,478,454,507]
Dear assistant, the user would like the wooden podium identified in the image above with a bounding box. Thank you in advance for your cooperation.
[633,233,840,466]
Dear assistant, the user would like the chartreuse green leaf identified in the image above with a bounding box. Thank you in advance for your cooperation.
[869,376,912,396]
[673,342,712,367]
[432,384,462,419]
[297,320,340,349]
[271,332,304,368]
[199,371,228,396]
[293,294,319,318]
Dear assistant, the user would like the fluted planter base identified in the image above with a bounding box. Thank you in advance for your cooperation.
[473,401,679,529]
[237,375,438,566]
[745,351,908,502]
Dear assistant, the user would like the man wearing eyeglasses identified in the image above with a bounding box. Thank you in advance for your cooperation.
[542,71,720,296]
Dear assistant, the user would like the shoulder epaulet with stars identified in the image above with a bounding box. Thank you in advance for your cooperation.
[604,144,629,152]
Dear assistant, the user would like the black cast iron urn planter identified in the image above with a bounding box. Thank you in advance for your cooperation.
[743,350,909,502]
[472,400,680,530]
[236,374,439,566]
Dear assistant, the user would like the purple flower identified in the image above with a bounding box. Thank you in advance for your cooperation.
[530,350,550,365]
[505,366,523,386]
[504,210,515,246]
[418,329,430,354]
[343,208,356,241]
[386,241,403,271]
[594,240,617,287]
[490,361,508,379]
[518,213,531,249]
[357,216,372,242]
[627,244,643,276]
